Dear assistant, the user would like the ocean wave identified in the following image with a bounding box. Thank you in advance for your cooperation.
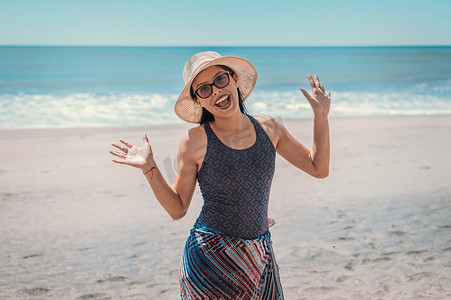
[0,90,450,129]
[247,90,451,119]
[0,93,182,129]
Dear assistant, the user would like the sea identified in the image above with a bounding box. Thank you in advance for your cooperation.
[1,46,450,129]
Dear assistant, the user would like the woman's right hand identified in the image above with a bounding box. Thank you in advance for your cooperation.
[110,133,155,173]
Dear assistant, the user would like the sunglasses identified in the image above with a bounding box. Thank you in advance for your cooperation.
[194,72,231,99]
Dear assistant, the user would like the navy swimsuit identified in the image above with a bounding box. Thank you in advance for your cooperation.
[197,114,276,239]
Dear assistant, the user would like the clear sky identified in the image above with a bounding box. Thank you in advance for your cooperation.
[1,0,450,46]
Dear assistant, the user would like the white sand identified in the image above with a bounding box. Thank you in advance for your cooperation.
[0,116,450,299]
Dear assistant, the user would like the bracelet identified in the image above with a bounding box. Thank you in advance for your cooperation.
[143,166,159,180]
[143,166,157,175]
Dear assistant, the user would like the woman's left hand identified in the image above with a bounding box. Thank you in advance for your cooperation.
[300,74,331,117]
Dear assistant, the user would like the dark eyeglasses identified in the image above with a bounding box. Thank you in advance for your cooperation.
[194,72,230,99]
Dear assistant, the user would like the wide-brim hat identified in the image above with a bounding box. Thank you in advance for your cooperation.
[174,51,257,123]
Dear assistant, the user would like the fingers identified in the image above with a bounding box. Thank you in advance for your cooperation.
[119,139,133,149]
[300,88,310,98]
[111,159,128,165]
[112,143,128,153]
[143,132,149,144]
[110,150,129,164]
[112,138,134,155]
[314,74,320,87]
[109,150,126,159]
[300,88,315,106]
[314,75,325,91]
[308,74,316,89]
[308,74,327,95]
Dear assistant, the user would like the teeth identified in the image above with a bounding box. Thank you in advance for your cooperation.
[215,95,228,105]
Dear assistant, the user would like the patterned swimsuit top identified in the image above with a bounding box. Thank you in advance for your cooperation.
[197,114,276,239]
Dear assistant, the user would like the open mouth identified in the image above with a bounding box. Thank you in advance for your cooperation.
[214,95,231,109]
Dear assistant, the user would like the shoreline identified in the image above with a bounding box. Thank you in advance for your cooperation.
[1,113,450,132]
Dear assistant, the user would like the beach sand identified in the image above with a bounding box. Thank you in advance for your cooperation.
[0,115,450,299]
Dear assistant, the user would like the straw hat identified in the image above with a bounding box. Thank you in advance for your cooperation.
[174,51,257,123]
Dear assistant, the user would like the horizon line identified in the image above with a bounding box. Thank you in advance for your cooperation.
[1,44,450,48]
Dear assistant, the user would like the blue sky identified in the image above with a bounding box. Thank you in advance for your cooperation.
[1,0,450,46]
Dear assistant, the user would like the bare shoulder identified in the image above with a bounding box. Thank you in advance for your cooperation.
[179,125,207,149]
[253,114,271,124]
[253,114,285,133]
[253,115,284,148]
[178,125,207,165]
[190,124,208,143]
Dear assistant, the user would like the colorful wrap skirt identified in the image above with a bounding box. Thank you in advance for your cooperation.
[179,218,284,299]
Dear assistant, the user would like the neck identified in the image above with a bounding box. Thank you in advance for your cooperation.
[211,112,249,133]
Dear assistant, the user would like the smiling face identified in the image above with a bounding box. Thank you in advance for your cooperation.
[191,65,239,120]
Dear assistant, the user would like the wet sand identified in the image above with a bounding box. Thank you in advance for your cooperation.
[1,115,450,299]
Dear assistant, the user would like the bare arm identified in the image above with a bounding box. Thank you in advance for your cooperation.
[110,132,197,220]
[273,74,331,178]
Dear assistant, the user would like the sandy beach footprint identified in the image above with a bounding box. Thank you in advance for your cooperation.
[20,287,52,296]
[96,275,128,284]
[22,253,44,259]
[76,292,112,300]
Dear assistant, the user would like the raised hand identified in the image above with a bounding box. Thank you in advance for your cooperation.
[110,133,155,172]
[300,74,331,117]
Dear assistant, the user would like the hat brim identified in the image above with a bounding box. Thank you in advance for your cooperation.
[174,56,257,124]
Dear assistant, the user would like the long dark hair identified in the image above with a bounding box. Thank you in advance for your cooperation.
[190,65,248,125]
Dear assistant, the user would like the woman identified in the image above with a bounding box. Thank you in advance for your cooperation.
[110,51,331,299]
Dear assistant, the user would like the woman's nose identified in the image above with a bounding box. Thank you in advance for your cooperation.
[212,85,222,96]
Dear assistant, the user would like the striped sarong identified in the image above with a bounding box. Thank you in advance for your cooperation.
[179,218,284,299]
